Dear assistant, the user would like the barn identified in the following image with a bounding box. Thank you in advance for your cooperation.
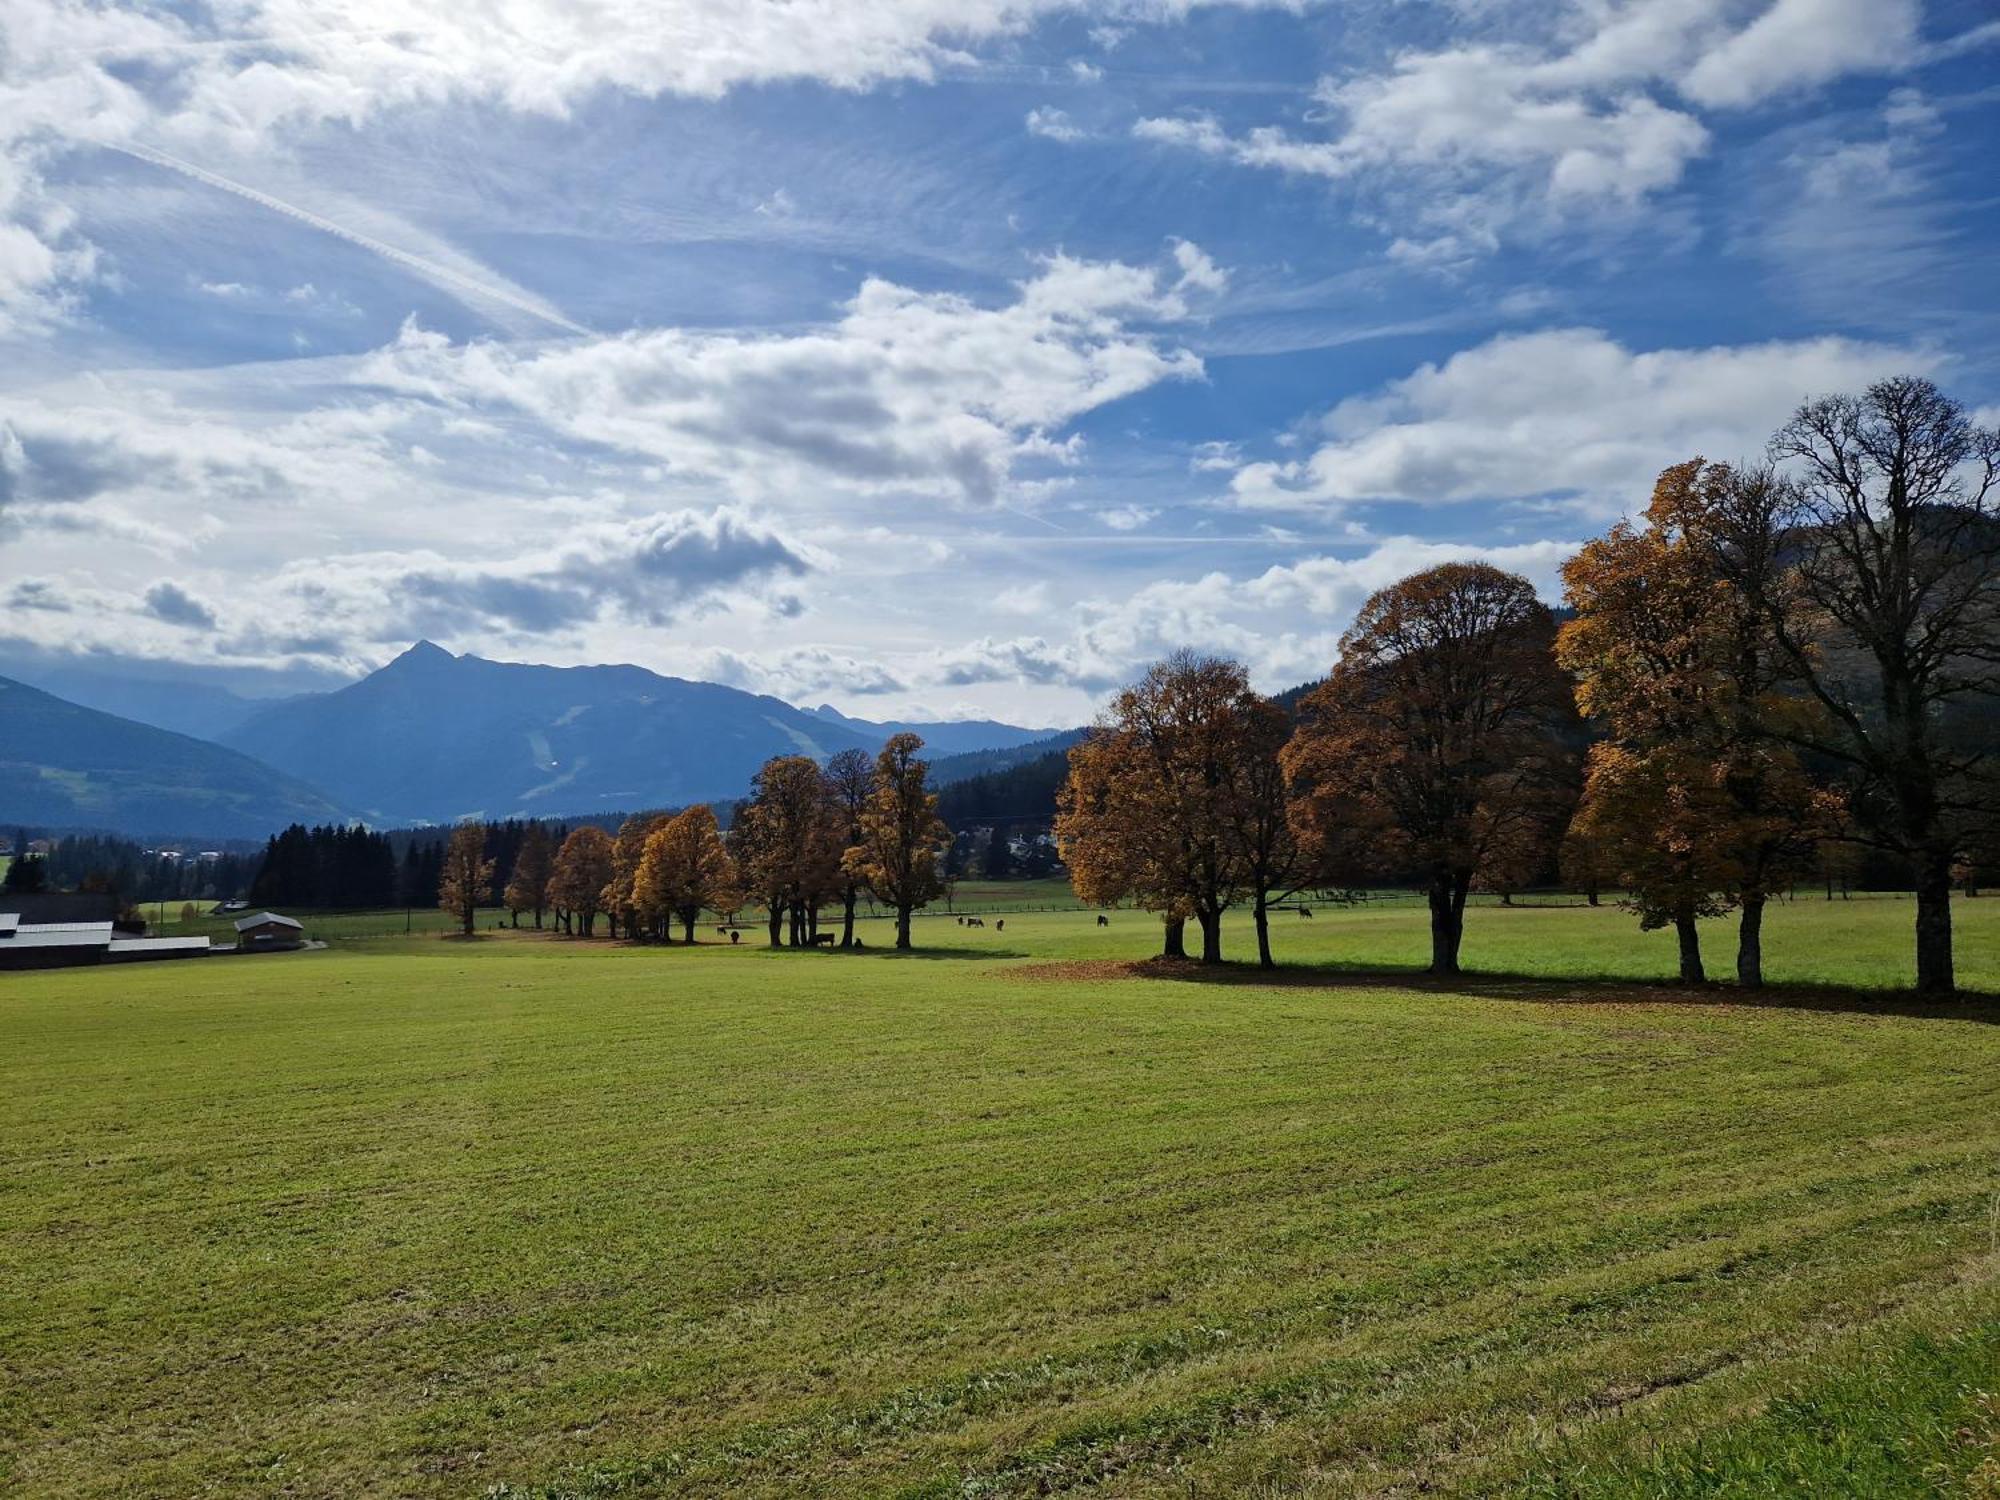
[0,914,211,970]
[233,912,305,950]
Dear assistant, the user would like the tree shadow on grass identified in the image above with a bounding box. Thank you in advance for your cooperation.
[1022,957,2000,1024]
[862,946,1031,961]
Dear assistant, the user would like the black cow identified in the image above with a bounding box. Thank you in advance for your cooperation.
[729,930,741,944]
[1096,914,1109,926]
[811,932,835,947]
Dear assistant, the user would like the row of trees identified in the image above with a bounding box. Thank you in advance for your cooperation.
[3,832,259,906]
[438,735,954,949]
[1057,377,1999,994]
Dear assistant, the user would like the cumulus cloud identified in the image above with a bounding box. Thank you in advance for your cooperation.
[1227,327,1932,512]
[6,578,73,613]
[1026,107,1085,141]
[697,645,909,700]
[919,534,1581,695]
[142,580,219,629]
[285,508,814,641]
[361,248,1213,506]
[1134,0,1930,260]
[1681,0,1920,109]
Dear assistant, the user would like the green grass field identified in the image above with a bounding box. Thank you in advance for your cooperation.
[4,898,1998,1497]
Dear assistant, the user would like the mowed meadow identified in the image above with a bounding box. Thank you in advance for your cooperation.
[5,897,1999,1497]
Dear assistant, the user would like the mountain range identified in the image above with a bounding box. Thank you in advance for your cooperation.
[214,643,1062,827]
[0,675,347,840]
[6,642,1070,837]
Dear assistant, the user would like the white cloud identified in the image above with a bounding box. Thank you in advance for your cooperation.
[361,248,1213,506]
[1681,0,1920,109]
[697,645,908,699]
[1100,504,1156,530]
[919,533,1580,696]
[1026,107,1085,141]
[993,581,1053,614]
[1226,327,1934,511]
[0,0,1275,338]
[1134,0,1932,260]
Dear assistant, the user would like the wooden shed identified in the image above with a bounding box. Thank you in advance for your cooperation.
[234,912,304,949]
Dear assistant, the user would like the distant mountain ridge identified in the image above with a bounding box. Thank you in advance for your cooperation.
[0,675,347,839]
[804,703,1059,758]
[221,642,1075,825]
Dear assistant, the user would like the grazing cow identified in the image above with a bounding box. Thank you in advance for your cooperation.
[729,930,740,944]
[957,916,965,926]
[1299,907,1313,919]
[716,925,728,936]
[853,937,865,949]
[1096,914,1109,927]
[811,932,836,947]
[995,919,1004,932]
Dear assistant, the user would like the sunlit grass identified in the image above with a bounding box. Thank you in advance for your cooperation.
[3,899,1996,1496]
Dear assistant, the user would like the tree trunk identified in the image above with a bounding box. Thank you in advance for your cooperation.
[1197,907,1223,965]
[683,913,696,944]
[1736,894,1764,990]
[1586,888,1599,907]
[842,891,856,949]
[895,903,912,950]
[1253,895,1273,969]
[1161,915,1187,959]
[1427,871,1466,976]
[1915,857,1955,995]
[460,904,473,938]
[1674,902,1705,984]
[767,902,784,948]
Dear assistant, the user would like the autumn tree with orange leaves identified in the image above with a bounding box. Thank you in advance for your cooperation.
[547,824,615,936]
[636,804,740,943]
[1283,563,1575,977]
[1559,459,1827,987]
[1056,651,1296,967]
[731,755,844,947]
[436,822,494,938]
[844,733,950,950]
[602,811,669,940]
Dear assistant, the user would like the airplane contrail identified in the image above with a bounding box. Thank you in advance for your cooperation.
[108,141,593,338]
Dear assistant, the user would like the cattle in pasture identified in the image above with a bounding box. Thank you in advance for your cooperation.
[995,919,1004,932]
[1096,914,1109,926]
[1299,907,1313,918]
[811,932,835,947]
[729,930,740,944]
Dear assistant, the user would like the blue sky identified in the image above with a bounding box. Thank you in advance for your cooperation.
[1,0,1995,724]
